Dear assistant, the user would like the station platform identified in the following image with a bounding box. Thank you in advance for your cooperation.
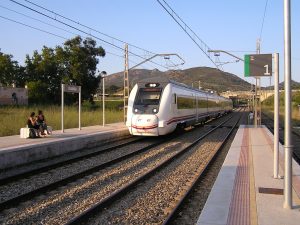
[197,125,300,225]
[0,123,128,170]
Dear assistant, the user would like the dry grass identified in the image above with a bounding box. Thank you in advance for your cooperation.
[262,105,300,127]
[0,104,123,137]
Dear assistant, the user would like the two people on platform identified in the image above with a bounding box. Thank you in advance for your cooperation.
[27,110,49,137]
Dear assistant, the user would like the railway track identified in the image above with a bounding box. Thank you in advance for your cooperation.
[0,111,241,224]
[0,136,141,183]
[163,110,245,224]
[262,112,300,164]
[0,136,168,211]
[74,110,240,224]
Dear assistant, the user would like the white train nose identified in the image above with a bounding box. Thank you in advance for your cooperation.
[131,115,159,136]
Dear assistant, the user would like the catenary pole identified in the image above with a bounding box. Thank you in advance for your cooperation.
[103,73,105,127]
[79,86,81,130]
[283,0,293,209]
[61,84,64,133]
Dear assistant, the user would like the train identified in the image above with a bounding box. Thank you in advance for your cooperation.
[126,77,233,136]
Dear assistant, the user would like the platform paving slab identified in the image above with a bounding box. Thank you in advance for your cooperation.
[197,125,300,225]
[0,123,128,169]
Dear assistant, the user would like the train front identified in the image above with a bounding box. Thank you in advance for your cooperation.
[126,80,167,136]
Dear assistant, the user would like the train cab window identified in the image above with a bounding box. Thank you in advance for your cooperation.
[134,88,162,105]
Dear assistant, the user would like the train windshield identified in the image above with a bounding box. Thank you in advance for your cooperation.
[134,88,162,105]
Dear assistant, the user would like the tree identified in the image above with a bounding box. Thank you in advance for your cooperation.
[24,48,60,103]
[26,80,48,104]
[23,36,106,104]
[59,36,106,100]
[0,51,19,86]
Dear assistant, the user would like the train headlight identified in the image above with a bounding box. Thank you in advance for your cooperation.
[153,108,157,113]
[134,108,138,113]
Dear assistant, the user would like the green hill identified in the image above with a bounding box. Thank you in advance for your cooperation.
[105,67,252,93]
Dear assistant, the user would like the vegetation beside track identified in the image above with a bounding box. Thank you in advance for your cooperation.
[0,100,123,137]
[262,90,300,127]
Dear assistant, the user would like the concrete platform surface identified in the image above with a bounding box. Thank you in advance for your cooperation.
[0,123,128,169]
[197,125,300,225]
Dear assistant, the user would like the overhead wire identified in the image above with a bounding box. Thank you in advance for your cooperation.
[0,4,126,53]
[0,4,78,36]
[0,14,66,39]
[259,0,269,41]
[156,0,221,70]
[23,0,156,56]
[8,0,172,70]
[0,13,143,67]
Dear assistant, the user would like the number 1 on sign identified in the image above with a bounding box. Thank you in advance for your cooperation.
[264,64,271,75]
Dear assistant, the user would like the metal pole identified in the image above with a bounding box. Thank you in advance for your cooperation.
[61,84,64,133]
[255,39,260,127]
[79,86,81,130]
[254,78,258,127]
[124,44,129,123]
[103,74,105,127]
[283,0,293,209]
[259,78,262,125]
[274,53,279,179]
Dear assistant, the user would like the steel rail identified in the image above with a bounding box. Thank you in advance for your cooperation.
[162,111,243,224]
[0,136,141,185]
[66,113,238,225]
[262,112,300,164]
[0,112,232,212]
[0,137,169,211]
[262,112,300,138]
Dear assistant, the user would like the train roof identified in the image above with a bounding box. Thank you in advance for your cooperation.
[137,77,231,100]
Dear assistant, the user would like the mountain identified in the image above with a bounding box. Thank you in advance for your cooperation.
[105,67,252,93]
[265,80,300,90]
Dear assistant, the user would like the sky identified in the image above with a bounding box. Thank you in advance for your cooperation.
[0,0,299,87]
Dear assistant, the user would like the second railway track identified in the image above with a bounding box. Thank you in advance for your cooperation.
[262,112,300,164]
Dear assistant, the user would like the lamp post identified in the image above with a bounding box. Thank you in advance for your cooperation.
[101,71,107,127]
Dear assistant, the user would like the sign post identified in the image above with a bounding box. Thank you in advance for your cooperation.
[273,53,280,179]
[61,84,81,132]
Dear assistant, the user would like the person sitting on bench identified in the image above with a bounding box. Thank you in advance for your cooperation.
[36,110,49,135]
[27,112,44,137]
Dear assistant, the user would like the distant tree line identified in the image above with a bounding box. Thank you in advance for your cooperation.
[0,36,105,104]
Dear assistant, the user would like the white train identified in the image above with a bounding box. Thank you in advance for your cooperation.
[126,77,233,136]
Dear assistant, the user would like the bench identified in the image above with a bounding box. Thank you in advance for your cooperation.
[20,126,52,138]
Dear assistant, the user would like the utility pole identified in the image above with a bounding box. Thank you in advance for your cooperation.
[124,44,129,123]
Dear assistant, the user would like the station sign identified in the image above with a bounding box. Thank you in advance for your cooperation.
[64,84,81,93]
[244,54,272,77]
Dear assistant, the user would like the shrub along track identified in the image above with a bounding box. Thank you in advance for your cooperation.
[0,111,239,224]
